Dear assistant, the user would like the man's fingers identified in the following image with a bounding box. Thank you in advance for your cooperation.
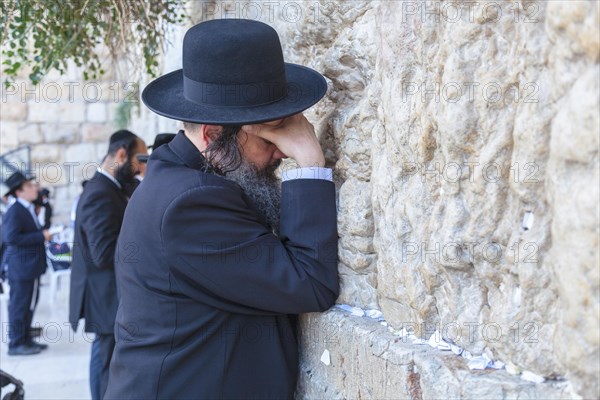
[242,123,277,142]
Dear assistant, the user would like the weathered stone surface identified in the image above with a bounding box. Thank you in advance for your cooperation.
[1,55,128,226]
[31,144,62,164]
[297,310,576,399]
[64,143,97,163]
[4,1,597,397]
[27,102,61,123]
[50,184,79,224]
[64,143,101,183]
[86,102,107,123]
[41,123,79,144]
[59,102,87,123]
[546,65,599,398]
[1,99,27,121]
[260,0,599,398]
[0,121,20,152]
[17,123,44,145]
[81,123,111,143]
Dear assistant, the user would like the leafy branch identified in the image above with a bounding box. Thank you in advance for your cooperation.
[0,0,187,85]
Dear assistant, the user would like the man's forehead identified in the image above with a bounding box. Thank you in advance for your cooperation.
[135,138,148,151]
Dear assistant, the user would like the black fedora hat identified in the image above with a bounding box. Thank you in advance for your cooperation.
[141,19,327,125]
[3,171,35,197]
[148,133,176,150]
[137,133,176,163]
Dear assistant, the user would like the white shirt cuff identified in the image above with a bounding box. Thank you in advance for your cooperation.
[281,167,333,182]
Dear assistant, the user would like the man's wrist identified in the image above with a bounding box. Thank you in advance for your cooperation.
[282,166,332,182]
[295,154,325,168]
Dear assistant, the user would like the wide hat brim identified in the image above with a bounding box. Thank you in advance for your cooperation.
[141,63,327,125]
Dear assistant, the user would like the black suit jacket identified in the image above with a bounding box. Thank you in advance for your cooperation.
[1,201,46,281]
[105,132,339,399]
[69,172,128,334]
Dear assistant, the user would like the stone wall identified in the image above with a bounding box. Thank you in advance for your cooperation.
[1,66,112,222]
[1,60,179,223]
[250,0,598,398]
[297,310,576,399]
[1,0,598,398]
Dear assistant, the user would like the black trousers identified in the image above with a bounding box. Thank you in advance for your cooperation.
[8,278,39,347]
[90,333,115,400]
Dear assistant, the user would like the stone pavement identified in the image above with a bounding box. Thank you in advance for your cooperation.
[0,273,91,399]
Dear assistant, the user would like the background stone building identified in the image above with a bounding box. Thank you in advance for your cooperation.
[1,1,598,398]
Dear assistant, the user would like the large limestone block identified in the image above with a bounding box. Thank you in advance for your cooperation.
[0,122,43,146]
[257,0,599,396]
[81,123,111,143]
[0,121,19,152]
[17,123,44,145]
[297,310,575,399]
[60,101,87,123]
[27,102,61,123]
[64,143,102,183]
[41,123,79,144]
[1,98,27,121]
[31,144,62,164]
[86,102,107,123]
[546,65,599,399]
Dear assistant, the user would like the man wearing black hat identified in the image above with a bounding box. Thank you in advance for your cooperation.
[69,130,146,400]
[2,172,51,356]
[106,19,338,399]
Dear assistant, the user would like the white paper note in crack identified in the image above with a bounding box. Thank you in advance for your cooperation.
[320,349,331,366]
[506,362,520,375]
[450,344,463,355]
[467,354,492,370]
[428,331,451,351]
[365,309,383,319]
[336,304,365,317]
[521,371,545,383]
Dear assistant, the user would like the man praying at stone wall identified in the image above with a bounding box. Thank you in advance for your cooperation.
[104,19,339,400]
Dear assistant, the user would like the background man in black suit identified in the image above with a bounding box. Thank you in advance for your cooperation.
[69,130,146,400]
[2,172,51,356]
[106,20,339,400]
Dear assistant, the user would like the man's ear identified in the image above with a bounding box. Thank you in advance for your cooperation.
[201,125,223,146]
[115,146,128,164]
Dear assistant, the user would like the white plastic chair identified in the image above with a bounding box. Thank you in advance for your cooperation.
[45,246,72,303]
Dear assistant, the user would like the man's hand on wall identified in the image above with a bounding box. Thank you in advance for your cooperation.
[242,113,326,168]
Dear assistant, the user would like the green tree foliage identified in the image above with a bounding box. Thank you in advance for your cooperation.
[0,0,186,84]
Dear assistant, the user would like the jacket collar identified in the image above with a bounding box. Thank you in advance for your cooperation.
[92,172,129,203]
[15,197,32,210]
[96,167,122,189]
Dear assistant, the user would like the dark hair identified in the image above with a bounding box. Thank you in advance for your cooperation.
[203,126,243,174]
[106,129,139,159]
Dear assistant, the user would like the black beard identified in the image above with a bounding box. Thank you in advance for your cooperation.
[116,160,138,195]
[225,160,281,236]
